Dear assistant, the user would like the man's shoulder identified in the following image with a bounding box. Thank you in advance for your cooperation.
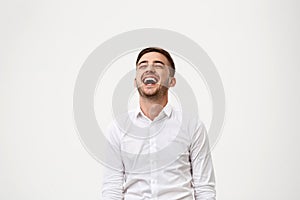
[106,109,136,133]
[172,108,205,127]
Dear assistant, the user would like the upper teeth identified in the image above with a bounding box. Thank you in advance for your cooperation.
[144,77,157,84]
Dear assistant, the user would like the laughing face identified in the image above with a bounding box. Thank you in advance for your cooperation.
[135,52,176,100]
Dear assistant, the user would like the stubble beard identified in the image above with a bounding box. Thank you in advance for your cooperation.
[137,84,169,101]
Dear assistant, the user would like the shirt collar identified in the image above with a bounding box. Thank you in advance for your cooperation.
[134,102,173,120]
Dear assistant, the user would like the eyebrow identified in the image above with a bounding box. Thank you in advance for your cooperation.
[137,60,165,66]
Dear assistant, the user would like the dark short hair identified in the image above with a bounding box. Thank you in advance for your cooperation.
[136,47,175,77]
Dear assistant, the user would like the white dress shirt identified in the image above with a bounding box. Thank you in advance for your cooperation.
[102,103,216,200]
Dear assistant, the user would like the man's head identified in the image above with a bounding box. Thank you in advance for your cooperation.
[134,47,176,100]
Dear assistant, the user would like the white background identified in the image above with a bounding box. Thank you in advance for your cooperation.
[1,0,300,199]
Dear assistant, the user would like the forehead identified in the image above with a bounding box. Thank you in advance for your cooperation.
[138,52,170,65]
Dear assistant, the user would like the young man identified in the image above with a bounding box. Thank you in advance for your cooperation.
[102,47,216,200]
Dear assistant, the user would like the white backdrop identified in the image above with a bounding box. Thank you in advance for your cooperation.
[1,0,299,199]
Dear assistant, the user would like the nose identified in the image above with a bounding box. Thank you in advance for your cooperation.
[145,64,155,72]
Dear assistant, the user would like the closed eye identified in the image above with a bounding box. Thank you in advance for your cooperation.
[153,64,164,68]
[138,64,148,69]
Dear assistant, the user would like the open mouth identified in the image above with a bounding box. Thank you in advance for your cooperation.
[142,76,159,85]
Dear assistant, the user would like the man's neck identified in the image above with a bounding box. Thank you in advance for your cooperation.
[139,96,168,121]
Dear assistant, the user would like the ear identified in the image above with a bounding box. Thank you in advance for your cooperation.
[169,77,176,87]
[134,78,137,88]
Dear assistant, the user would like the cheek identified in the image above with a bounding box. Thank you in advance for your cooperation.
[158,71,170,80]
[135,75,143,86]
[136,70,143,78]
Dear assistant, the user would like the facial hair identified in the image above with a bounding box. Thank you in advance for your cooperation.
[137,84,169,101]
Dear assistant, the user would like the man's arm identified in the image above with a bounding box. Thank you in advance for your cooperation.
[101,122,124,200]
[190,121,216,200]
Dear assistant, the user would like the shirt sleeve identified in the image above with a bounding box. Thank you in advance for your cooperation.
[101,122,125,200]
[190,121,216,200]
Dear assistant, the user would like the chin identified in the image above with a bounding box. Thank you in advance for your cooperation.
[139,89,158,98]
[143,91,158,97]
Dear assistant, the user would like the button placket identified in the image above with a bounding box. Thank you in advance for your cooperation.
[149,124,159,199]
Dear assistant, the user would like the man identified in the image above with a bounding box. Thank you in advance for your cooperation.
[102,47,216,200]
